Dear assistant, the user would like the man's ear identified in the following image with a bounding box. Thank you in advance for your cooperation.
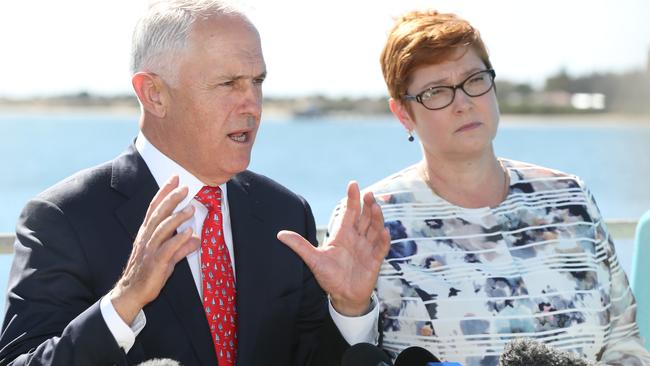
[389,98,416,131]
[132,72,168,118]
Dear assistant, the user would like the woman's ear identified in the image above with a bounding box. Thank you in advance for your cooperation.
[132,72,168,118]
[389,97,415,131]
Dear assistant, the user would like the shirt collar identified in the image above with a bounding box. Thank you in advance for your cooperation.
[135,131,228,213]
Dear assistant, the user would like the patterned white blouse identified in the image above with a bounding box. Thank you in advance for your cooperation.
[330,159,650,366]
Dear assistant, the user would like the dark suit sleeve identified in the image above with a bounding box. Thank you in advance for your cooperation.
[0,198,127,366]
[293,198,349,366]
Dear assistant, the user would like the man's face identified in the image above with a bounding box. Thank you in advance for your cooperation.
[161,14,266,185]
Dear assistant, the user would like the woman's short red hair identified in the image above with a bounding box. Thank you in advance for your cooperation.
[380,10,492,107]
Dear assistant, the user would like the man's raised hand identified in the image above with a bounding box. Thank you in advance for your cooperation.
[278,181,390,316]
[110,175,200,324]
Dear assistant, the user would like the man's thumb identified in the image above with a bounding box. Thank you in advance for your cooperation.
[277,230,318,268]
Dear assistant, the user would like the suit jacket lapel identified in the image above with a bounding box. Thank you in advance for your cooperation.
[112,144,158,242]
[228,174,269,365]
[159,261,217,366]
[111,144,217,366]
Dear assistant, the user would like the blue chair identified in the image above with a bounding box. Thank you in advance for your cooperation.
[631,210,650,349]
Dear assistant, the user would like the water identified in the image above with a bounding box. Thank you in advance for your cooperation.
[0,111,649,320]
[2,112,650,232]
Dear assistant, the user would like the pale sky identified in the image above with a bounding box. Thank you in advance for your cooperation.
[1,0,649,98]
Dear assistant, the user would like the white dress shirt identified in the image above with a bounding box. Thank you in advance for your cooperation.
[99,132,378,352]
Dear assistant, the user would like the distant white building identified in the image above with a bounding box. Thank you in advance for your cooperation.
[571,93,606,110]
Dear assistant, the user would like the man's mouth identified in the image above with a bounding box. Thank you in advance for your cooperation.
[228,132,248,142]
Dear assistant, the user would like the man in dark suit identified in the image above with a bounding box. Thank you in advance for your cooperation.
[0,1,389,365]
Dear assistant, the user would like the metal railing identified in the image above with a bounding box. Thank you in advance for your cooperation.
[0,234,12,254]
[0,219,639,254]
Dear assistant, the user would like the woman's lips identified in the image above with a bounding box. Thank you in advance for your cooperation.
[455,122,482,133]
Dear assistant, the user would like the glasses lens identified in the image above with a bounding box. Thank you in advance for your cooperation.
[463,71,494,97]
[414,70,495,110]
[421,87,454,110]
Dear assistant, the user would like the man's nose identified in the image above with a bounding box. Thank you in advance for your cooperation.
[240,82,262,117]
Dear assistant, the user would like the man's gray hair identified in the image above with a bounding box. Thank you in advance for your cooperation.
[131,0,249,81]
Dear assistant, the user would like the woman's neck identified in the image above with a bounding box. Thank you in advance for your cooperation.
[420,149,508,209]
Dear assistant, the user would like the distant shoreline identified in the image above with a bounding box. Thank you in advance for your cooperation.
[0,104,648,125]
[0,104,140,116]
[500,113,650,125]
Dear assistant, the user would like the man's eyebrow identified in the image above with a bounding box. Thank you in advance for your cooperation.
[218,70,267,81]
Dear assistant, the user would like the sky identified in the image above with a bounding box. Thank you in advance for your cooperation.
[1,0,649,98]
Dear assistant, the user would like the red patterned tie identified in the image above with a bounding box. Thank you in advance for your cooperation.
[195,186,237,365]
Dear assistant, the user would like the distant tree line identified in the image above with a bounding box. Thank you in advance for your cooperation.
[269,62,650,117]
[2,57,648,116]
[496,64,650,115]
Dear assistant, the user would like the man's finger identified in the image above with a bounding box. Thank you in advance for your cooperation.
[148,186,189,230]
[357,191,376,236]
[372,228,391,261]
[140,185,188,245]
[170,233,201,265]
[144,175,179,223]
[158,227,194,264]
[367,202,389,252]
[370,196,386,229]
[277,230,319,270]
[340,181,361,229]
[149,204,195,251]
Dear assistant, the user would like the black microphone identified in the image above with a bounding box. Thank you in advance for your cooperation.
[136,359,182,366]
[499,338,594,366]
[394,346,440,365]
[341,343,394,366]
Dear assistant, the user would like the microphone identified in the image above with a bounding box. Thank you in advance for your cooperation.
[394,346,440,365]
[136,359,182,366]
[393,346,463,365]
[499,338,594,366]
[341,343,394,366]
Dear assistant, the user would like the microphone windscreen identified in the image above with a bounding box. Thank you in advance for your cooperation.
[499,338,592,366]
[136,359,182,366]
[341,343,394,366]
[394,346,440,366]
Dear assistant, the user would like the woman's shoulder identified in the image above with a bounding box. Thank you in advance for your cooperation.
[365,164,419,191]
[327,165,426,228]
[501,158,573,178]
[362,164,438,206]
[501,158,587,192]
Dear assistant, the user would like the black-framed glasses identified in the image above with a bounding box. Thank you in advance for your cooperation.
[403,69,496,111]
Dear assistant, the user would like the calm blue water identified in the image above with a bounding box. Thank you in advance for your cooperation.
[1,111,649,318]
[2,112,650,232]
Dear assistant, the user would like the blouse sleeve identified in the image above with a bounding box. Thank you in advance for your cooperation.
[579,179,650,365]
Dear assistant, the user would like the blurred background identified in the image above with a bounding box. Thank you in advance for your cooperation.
[1,1,649,293]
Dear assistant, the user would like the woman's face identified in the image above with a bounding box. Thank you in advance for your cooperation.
[391,47,500,161]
